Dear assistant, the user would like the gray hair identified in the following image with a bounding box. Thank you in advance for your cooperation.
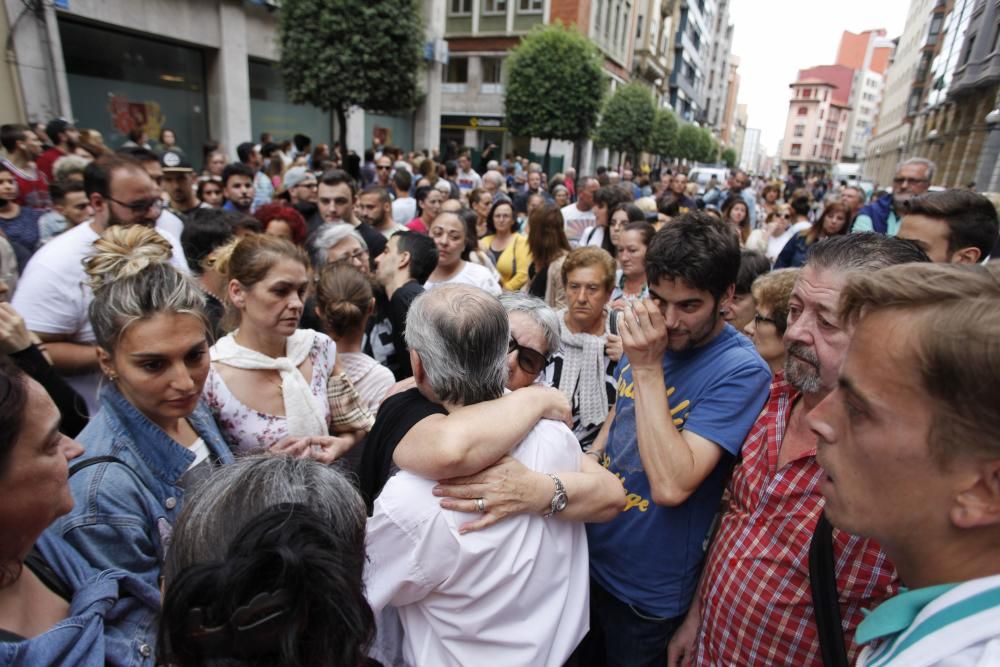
[53,154,89,181]
[85,225,208,350]
[499,292,561,356]
[405,285,508,406]
[897,157,936,182]
[483,170,505,188]
[805,232,930,275]
[163,456,366,581]
[312,224,367,268]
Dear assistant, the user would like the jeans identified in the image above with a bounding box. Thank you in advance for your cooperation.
[574,577,684,667]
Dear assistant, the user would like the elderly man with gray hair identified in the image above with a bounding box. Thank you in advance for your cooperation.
[365,285,622,667]
[853,157,935,236]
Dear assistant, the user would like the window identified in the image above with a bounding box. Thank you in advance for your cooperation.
[482,0,507,16]
[815,126,821,138]
[443,57,468,91]
[636,14,643,38]
[481,56,503,93]
[838,131,844,142]
[813,145,818,157]
[802,88,811,99]
[963,35,975,64]
[793,125,804,138]
[790,143,801,156]
[819,109,824,120]
[449,0,472,14]
[595,0,603,35]
[518,0,543,12]
[797,106,808,116]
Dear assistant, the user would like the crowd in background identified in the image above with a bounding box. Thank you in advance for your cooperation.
[1,116,999,667]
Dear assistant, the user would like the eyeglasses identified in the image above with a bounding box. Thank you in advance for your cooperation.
[892,177,929,186]
[107,196,163,215]
[508,337,549,375]
[376,165,392,171]
[333,249,368,265]
[753,312,777,327]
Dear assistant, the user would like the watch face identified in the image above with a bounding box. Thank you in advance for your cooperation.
[555,494,568,512]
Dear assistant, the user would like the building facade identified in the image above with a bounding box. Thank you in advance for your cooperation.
[780,65,854,175]
[668,0,714,122]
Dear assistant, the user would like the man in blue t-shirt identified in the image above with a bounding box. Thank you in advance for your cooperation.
[583,212,772,667]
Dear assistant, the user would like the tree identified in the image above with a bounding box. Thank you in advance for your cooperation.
[594,83,656,167]
[278,0,423,153]
[696,128,719,164]
[721,147,738,169]
[674,123,702,162]
[647,108,678,162]
[505,22,605,173]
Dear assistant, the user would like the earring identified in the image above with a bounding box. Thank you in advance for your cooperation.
[106,372,118,382]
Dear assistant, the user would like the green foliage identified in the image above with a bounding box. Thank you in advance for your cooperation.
[277,0,423,116]
[696,128,718,163]
[647,108,678,158]
[720,147,738,168]
[594,83,656,160]
[674,123,702,161]
[505,22,606,142]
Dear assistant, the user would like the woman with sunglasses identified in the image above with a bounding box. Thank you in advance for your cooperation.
[774,200,850,269]
[746,205,805,264]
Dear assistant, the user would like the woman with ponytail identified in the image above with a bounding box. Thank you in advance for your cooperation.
[314,264,394,415]
[159,456,374,667]
[50,225,235,590]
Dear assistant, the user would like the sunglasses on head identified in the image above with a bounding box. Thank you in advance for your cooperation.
[508,337,549,376]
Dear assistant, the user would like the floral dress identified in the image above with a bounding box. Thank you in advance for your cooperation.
[203,334,335,455]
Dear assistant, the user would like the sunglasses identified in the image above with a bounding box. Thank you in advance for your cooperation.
[508,337,549,375]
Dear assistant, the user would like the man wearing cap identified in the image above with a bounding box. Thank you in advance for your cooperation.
[160,149,207,220]
[283,166,323,235]
[37,118,79,182]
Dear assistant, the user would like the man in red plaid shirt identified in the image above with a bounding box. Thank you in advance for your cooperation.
[668,234,929,666]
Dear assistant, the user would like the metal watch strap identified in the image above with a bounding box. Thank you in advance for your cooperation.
[544,473,567,518]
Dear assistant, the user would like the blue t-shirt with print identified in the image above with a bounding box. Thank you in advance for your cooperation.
[587,324,771,618]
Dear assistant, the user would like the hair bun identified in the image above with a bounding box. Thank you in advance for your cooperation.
[85,225,174,291]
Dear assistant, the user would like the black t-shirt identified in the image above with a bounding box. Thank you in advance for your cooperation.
[357,387,447,514]
[386,281,424,381]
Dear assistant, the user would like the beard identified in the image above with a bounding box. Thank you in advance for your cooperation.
[785,342,822,394]
[667,307,720,353]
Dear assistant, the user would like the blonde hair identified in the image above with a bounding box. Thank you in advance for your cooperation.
[218,234,310,332]
[85,225,207,350]
[840,262,1000,463]
[751,268,799,333]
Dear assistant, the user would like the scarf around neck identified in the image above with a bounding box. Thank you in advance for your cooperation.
[211,328,329,437]
[556,309,610,429]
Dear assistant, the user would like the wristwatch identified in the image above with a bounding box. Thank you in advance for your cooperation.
[544,473,568,517]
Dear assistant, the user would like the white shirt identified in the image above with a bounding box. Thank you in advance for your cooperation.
[423,262,502,297]
[365,418,590,667]
[456,168,482,192]
[12,221,189,414]
[391,197,416,226]
[157,209,185,240]
[579,224,606,249]
[561,203,596,248]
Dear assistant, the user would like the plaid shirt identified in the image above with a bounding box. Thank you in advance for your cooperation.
[694,373,898,666]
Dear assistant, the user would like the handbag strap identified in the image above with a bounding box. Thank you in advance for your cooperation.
[809,511,850,667]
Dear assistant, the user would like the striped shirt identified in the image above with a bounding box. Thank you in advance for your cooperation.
[694,373,899,665]
[857,575,1000,666]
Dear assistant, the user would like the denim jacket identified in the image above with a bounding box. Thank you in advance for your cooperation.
[49,384,234,590]
[0,532,160,667]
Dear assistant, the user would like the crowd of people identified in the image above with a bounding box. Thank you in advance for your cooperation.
[1,117,999,667]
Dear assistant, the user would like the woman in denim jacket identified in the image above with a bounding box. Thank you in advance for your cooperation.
[0,362,160,667]
[49,226,234,591]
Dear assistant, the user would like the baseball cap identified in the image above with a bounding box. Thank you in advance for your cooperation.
[283,166,313,189]
[160,149,193,172]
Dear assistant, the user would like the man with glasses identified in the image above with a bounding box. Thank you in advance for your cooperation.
[12,154,189,415]
[374,154,394,191]
[117,146,186,241]
[852,157,934,236]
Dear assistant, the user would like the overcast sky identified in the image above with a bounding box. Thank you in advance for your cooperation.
[728,0,912,154]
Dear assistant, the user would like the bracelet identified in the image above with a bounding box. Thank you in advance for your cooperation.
[584,450,604,463]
